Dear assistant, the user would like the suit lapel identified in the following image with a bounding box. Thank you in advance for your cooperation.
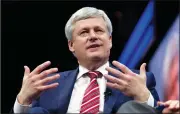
[103,64,120,113]
[103,87,120,113]
[56,68,79,114]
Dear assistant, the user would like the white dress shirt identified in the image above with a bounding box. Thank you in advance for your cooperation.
[14,61,154,113]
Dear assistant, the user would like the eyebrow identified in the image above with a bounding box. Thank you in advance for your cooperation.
[80,26,104,30]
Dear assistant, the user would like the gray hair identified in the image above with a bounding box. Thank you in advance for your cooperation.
[65,7,113,40]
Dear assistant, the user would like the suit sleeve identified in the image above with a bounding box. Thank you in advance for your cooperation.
[146,72,160,106]
[112,70,160,113]
[9,98,49,114]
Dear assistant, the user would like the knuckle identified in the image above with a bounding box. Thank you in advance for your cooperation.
[121,64,125,68]
[28,74,32,77]
[114,83,119,88]
[35,86,42,91]
[127,77,132,82]
[32,83,37,88]
[42,71,48,75]
[132,73,137,76]
[121,67,125,71]
[29,77,35,83]
[44,77,52,83]
[117,80,120,84]
[112,84,116,88]
[120,87,124,91]
[122,86,127,92]
[123,67,127,73]
[46,77,51,82]
[125,75,131,82]
[32,81,40,87]
[124,83,128,87]
[117,72,121,76]
[113,78,117,82]
[123,66,127,70]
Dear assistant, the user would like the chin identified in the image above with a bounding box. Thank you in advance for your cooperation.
[88,54,104,61]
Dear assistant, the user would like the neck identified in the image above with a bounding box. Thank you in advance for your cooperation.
[79,58,108,71]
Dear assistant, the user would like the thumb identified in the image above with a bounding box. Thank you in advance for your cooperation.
[140,63,146,78]
[157,101,165,106]
[24,65,30,76]
[157,101,163,106]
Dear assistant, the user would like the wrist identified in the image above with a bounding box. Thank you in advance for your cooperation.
[134,88,150,103]
[17,93,32,105]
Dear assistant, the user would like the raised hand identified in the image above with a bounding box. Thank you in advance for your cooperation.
[104,60,150,102]
[17,61,60,105]
[158,100,180,114]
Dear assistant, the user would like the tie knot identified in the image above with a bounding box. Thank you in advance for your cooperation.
[87,71,102,80]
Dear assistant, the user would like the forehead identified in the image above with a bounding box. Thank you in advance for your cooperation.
[73,17,107,31]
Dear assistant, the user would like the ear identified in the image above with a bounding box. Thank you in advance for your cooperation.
[68,40,75,52]
[109,36,112,49]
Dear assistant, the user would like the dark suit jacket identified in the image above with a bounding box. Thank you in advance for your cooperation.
[27,67,159,114]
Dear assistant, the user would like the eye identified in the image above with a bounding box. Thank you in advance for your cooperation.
[80,30,88,37]
[81,30,87,34]
[95,29,104,34]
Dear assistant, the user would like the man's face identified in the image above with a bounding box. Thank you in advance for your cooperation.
[68,17,112,63]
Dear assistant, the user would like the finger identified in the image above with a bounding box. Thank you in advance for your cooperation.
[37,83,59,91]
[105,67,128,80]
[104,74,127,86]
[158,101,167,106]
[162,108,171,114]
[112,61,135,75]
[24,66,30,76]
[157,101,164,106]
[30,68,59,84]
[164,100,173,106]
[140,63,146,78]
[30,61,51,75]
[39,74,60,85]
[169,101,179,109]
[175,101,180,109]
[38,68,58,79]
[106,82,122,90]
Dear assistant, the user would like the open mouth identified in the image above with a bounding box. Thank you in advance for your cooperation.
[87,44,100,49]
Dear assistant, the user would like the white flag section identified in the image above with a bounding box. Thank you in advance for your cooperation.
[149,15,179,101]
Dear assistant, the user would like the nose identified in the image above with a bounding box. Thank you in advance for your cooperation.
[88,30,98,41]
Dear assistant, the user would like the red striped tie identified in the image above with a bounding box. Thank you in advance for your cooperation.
[80,71,102,114]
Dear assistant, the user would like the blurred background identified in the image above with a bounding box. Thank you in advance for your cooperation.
[1,0,179,113]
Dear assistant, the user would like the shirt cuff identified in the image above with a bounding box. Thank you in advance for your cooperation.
[13,97,32,113]
[146,92,154,107]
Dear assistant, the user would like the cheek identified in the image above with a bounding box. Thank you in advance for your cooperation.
[104,41,112,49]
[74,40,86,51]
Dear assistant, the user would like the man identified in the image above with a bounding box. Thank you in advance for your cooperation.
[13,7,159,113]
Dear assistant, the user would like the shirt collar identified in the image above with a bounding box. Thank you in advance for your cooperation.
[77,61,109,80]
